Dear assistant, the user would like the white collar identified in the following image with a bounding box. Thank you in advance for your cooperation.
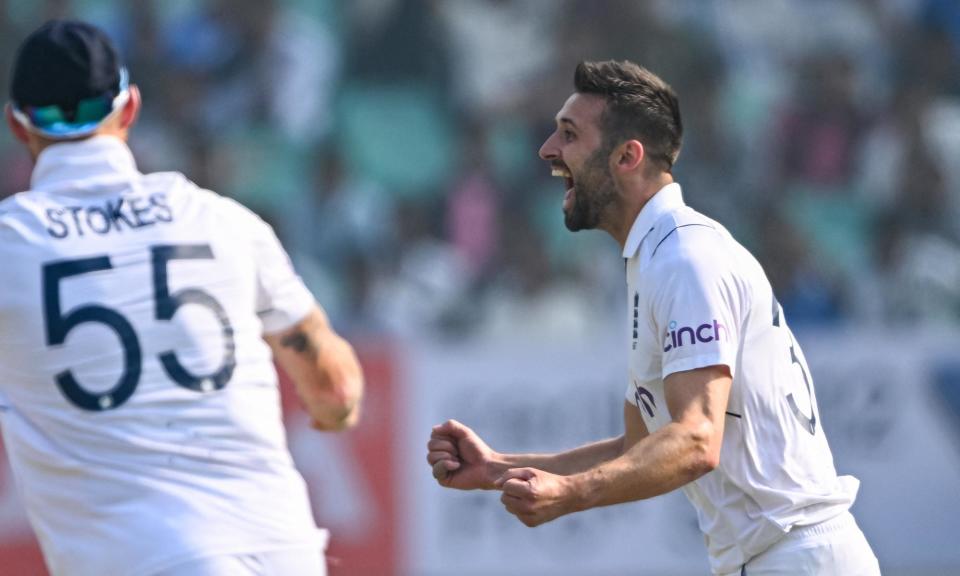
[30,135,139,193]
[621,182,685,258]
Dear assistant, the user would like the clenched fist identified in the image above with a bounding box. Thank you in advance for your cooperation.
[426,420,501,490]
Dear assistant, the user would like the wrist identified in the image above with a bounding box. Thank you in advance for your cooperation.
[484,452,510,490]
[566,470,597,512]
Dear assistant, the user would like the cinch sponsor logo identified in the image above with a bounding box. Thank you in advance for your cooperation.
[662,319,728,352]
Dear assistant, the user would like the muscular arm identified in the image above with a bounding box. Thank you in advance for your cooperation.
[430,403,647,490]
[571,365,730,507]
[265,306,364,431]
[498,401,648,476]
[495,437,622,478]
[496,365,730,526]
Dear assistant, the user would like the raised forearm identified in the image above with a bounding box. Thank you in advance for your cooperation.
[497,436,625,478]
[268,307,364,430]
[297,330,363,430]
[494,369,730,528]
[570,421,716,511]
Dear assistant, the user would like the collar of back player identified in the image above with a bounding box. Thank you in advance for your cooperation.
[30,135,139,194]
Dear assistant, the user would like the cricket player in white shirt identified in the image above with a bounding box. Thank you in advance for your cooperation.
[0,20,363,576]
[428,60,881,575]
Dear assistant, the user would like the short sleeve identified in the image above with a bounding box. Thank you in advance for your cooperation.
[248,214,316,334]
[649,254,743,380]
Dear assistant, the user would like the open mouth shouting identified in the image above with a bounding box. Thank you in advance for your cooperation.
[551,163,574,213]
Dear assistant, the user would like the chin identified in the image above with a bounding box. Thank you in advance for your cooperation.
[564,200,599,232]
[563,214,590,232]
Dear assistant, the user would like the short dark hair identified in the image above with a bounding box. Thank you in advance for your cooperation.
[574,60,683,171]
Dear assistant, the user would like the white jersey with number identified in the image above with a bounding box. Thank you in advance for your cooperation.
[0,136,324,576]
[623,183,859,574]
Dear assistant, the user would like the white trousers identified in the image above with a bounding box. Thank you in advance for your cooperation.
[152,547,327,576]
[721,511,881,576]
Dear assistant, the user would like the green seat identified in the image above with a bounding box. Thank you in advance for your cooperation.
[784,185,874,276]
[336,83,455,199]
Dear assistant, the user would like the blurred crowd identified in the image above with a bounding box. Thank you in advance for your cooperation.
[2,0,960,340]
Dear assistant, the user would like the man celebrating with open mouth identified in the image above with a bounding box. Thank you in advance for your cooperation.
[428,59,880,576]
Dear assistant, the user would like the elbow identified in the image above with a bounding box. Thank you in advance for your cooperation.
[686,451,719,481]
[693,450,720,477]
[686,423,721,478]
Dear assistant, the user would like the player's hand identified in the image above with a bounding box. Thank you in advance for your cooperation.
[427,419,499,490]
[494,468,578,527]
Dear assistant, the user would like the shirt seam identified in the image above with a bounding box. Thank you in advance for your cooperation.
[651,223,716,258]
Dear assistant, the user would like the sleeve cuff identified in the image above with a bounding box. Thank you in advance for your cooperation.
[259,283,316,335]
[662,352,737,380]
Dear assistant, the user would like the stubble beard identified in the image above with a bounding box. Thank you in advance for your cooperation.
[564,147,618,232]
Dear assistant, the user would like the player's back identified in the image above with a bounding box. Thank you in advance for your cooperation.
[0,136,322,576]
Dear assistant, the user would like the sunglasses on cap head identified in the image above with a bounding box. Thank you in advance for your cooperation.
[11,67,130,139]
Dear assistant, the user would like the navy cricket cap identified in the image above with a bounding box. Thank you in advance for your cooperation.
[9,20,129,138]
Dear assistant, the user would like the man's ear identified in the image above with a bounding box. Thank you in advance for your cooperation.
[5,103,31,144]
[119,85,141,130]
[615,139,645,172]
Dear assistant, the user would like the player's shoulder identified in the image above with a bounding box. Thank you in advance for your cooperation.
[0,190,44,237]
[631,215,754,319]
[141,170,268,229]
[647,206,727,265]
[635,206,755,295]
[0,186,41,215]
[139,170,215,206]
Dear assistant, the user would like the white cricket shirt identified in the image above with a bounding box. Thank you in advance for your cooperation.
[0,136,325,576]
[624,183,858,574]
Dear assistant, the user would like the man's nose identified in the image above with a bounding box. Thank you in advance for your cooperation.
[539,133,558,161]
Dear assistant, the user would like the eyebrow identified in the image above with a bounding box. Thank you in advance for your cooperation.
[557,117,579,129]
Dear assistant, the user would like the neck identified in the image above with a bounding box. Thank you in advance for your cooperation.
[604,171,675,249]
[27,127,127,162]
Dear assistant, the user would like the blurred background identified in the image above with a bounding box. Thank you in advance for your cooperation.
[0,0,959,575]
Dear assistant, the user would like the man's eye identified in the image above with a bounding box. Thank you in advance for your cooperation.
[563,130,575,142]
